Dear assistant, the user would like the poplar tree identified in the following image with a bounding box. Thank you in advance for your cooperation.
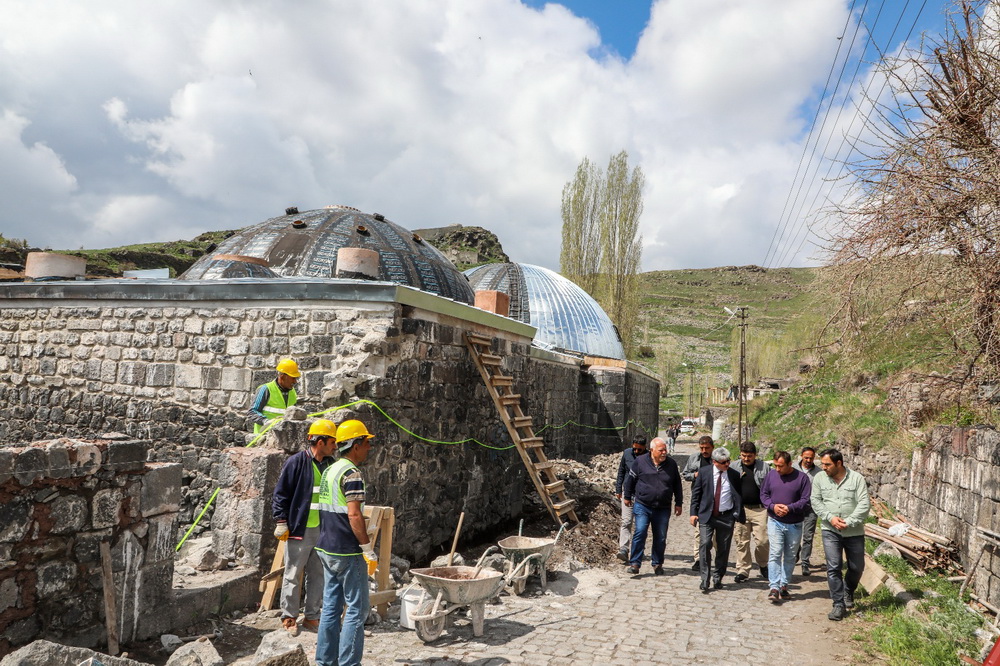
[560,151,645,356]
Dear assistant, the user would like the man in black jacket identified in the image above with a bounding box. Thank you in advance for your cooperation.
[690,447,745,593]
[614,435,648,562]
[623,438,683,575]
[272,419,337,635]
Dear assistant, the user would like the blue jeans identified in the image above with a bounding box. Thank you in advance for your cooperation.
[767,519,802,590]
[822,530,865,607]
[630,502,670,567]
[315,552,369,666]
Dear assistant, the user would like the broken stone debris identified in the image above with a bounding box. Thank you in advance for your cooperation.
[0,640,152,666]
[163,637,224,666]
[250,631,309,666]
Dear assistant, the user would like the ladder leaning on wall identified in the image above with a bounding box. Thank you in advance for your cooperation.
[465,332,579,526]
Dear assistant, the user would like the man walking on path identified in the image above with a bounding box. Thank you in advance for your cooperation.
[731,441,770,583]
[615,435,648,562]
[760,450,811,603]
[623,438,683,575]
[690,447,744,593]
[810,448,871,621]
[682,435,715,570]
[793,446,821,575]
[248,358,300,433]
[272,419,337,635]
[315,419,378,666]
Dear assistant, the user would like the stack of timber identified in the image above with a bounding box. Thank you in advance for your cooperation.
[864,516,961,574]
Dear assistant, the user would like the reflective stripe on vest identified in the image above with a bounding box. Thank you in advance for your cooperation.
[306,461,322,528]
[317,458,358,514]
[261,380,297,420]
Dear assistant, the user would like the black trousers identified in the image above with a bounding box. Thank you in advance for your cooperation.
[699,509,737,586]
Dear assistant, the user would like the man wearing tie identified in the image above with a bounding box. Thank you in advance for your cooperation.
[690,447,745,593]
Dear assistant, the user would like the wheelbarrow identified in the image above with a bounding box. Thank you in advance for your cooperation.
[497,523,565,594]
[407,551,540,642]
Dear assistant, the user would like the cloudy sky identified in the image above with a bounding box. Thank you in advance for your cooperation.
[0,0,949,271]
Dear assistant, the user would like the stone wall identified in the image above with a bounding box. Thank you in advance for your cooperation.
[0,437,180,656]
[0,281,660,562]
[849,426,1000,608]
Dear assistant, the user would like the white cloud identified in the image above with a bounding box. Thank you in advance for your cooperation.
[0,0,872,270]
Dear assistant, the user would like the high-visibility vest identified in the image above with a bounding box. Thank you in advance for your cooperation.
[315,458,364,556]
[306,461,322,528]
[253,380,297,433]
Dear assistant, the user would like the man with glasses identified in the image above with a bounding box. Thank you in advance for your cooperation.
[690,447,744,593]
[682,435,716,570]
[811,448,870,621]
[614,435,648,563]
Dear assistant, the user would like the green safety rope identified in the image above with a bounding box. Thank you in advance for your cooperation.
[175,398,657,550]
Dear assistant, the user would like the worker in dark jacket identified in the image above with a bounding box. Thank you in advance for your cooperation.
[614,435,648,562]
[272,419,337,635]
[623,438,683,575]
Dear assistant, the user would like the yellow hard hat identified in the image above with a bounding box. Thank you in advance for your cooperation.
[336,419,374,444]
[276,358,300,378]
[308,419,338,438]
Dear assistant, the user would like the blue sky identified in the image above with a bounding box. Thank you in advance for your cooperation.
[0,0,969,271]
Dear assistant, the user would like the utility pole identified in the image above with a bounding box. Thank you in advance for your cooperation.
[725,307,749,442]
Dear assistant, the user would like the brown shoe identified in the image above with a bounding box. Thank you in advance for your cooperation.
[282,617,300,636]
[301,618,320,632]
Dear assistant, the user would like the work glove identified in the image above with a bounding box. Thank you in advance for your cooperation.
[274,522,289,541]
[362,542,377,575]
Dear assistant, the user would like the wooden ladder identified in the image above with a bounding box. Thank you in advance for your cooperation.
[465,332,579,526]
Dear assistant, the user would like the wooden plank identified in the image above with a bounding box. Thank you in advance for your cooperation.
[553,499,576,515]
[370,590,397,606]
[860,553,889,595]
[376,507,395,617]
[260,539,286,610]
[480,354,503,366]
[466,333,493,347]
[521,437,544,449]
[544,480,565,494]
[513,416,533,428]
[99,542,119,657]
[499,394,522,406]
[490,375,514,387]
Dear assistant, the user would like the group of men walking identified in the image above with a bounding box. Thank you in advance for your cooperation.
[617,431,870,621]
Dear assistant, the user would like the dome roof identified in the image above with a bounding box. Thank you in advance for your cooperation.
[179,207,475,304]
[465,263,624,360]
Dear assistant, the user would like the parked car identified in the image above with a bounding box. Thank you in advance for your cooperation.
[680,419,697,434]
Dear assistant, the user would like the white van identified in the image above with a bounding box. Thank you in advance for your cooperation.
[680,419,696,434]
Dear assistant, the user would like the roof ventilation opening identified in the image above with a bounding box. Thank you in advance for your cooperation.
[291,219,307,229]
[373,213,386,221]
[356,225,369,235]
[285,206,299,215]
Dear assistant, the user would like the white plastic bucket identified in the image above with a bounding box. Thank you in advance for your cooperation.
[398,587,425,630]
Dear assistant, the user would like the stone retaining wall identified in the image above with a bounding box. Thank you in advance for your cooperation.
[0,282,659,562]
[0,437,180,656]
[848,426,1000,608]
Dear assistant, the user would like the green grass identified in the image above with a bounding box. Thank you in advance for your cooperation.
[852,555,985,665]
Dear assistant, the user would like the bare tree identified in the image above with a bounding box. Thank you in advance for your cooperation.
[828,0,1000,382]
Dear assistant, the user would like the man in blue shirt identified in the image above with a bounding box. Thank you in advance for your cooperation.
[623,438,683,575]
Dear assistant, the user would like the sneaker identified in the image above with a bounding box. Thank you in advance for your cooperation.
[301,618,320,632]
[845,590,855,609]
[828,604,846,621]
[801,563,811,577]
[653,565,664,576]
[780,586,790,600]
[616,549,628,563]
[627,565,640,575]
[734,573,748,583]
[768,589,780,604]
[282,617,299,636]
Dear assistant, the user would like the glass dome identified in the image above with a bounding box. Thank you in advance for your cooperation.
[179,207,475,304]
[465,263,624,360]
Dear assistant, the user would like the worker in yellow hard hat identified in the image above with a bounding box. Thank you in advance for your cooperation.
[314,419,376,664]
[272,418,337,635]
[247,358,300,433]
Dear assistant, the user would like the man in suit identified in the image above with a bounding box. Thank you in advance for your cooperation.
[690,447,744,593]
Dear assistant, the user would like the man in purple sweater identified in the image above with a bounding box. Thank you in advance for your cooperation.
[760,450,812,603]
